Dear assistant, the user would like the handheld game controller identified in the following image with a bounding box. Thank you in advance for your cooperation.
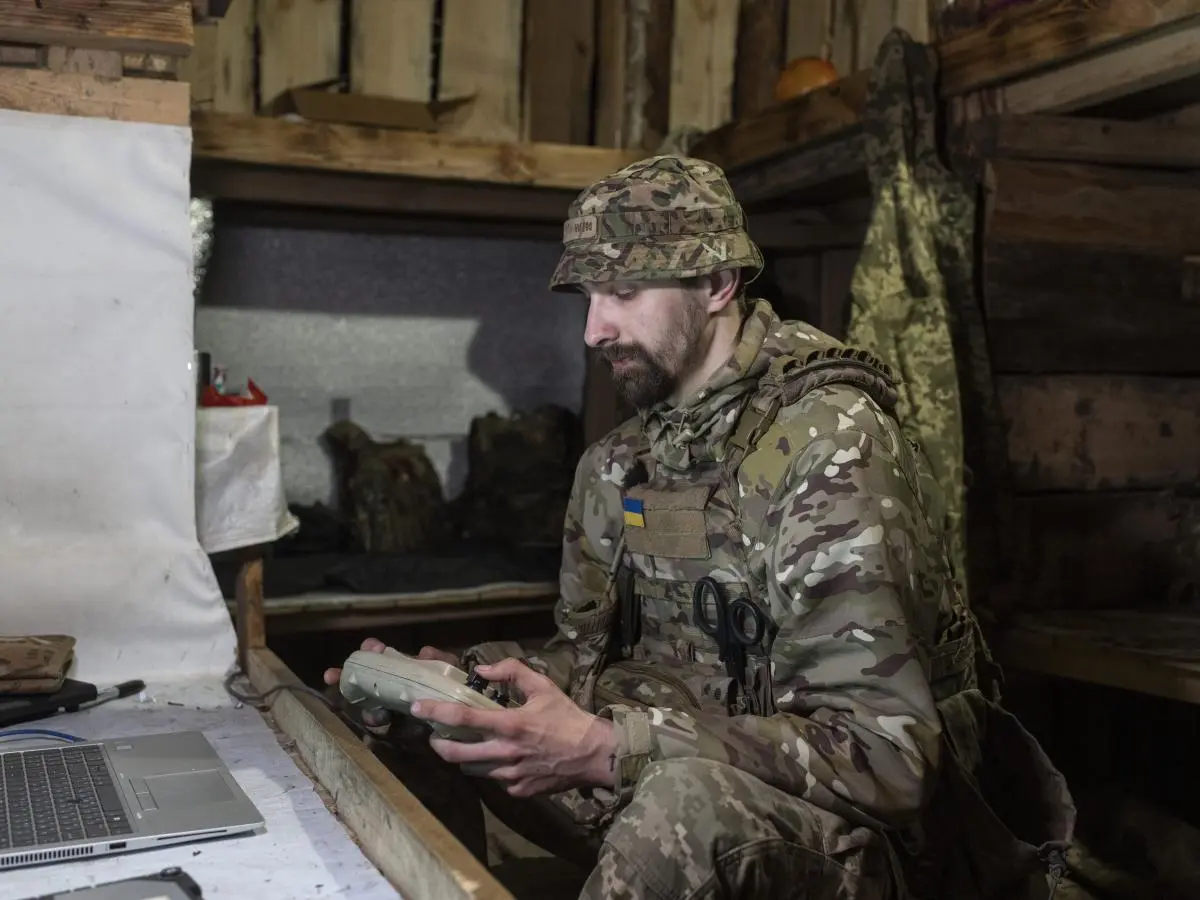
[338,648,518,745]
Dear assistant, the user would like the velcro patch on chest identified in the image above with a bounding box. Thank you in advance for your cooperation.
[622,484,712,560]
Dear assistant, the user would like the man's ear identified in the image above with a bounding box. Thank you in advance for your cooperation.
[702,268,742,314]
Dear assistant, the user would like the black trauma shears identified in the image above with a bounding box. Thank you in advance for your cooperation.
[691,576,775,680]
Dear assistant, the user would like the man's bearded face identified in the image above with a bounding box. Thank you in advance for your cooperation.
[595,287,708,410]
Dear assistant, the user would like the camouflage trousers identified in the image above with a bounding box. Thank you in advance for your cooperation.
[370,722,896,900]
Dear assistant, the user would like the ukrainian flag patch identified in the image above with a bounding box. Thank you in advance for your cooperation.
[622,496,645,528]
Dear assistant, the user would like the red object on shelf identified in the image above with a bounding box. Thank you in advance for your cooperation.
[200,379,268,407]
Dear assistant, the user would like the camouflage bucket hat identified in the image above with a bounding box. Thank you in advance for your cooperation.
[549,155,765,292]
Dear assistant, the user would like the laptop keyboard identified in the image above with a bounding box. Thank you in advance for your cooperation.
[1,744,134,850]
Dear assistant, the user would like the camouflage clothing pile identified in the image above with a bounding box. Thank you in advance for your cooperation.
[399,88,1072,900]
[450,404,583,547]
[323,419,454,554]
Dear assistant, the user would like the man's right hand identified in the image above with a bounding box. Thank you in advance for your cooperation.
[323,637,459,729]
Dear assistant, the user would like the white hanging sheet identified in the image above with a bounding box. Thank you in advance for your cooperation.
[0,108,236,685]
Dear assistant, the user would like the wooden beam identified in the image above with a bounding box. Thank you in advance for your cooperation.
[0,0,193,55]
[937,0,1200,97]
[999,375,1200,491]
[734,0,787,120]
[234,547,266,672]
[594,0,675,150]
[726,126,868,207]
[995,610,1200,706]
[994,10,1200,115]
[193,161,581,224]
[521,0,596,144]
[690,68,868,169]
[191,112,642,190]
[246,647,514,900]
[983,240,1200,375]
[966,114,1200,168]
[987,159,1200,256]
[0,65,189,125]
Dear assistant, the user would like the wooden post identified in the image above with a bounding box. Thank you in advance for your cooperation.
[235,545,267,671]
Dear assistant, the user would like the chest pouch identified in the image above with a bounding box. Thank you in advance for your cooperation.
[621,484,712,560]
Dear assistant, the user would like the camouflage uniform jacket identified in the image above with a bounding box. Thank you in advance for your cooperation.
[465,299,976,834]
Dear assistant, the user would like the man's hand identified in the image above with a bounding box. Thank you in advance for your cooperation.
[413,658,618,798]
[322,637,459,729]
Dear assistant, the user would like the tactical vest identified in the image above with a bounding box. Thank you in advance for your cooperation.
[578,345,989,722]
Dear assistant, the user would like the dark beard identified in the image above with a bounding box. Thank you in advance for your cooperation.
[598,298,708,410]
[599,343,675,410]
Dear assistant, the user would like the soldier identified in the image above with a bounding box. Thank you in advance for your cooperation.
[324,155,1071,899]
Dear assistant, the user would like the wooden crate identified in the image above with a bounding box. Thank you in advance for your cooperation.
[177,0,934,149]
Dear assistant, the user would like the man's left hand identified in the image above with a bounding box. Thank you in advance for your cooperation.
[411,658,617,797]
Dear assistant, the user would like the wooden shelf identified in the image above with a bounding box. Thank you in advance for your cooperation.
[995,609,1200,706]
[190,111,642,223]
[691,2,1200,208]
[224,582,557,635]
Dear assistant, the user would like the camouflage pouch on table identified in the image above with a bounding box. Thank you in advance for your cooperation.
[0,635,76,693]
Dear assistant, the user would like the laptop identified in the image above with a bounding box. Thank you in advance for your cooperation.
[0,731,265,871]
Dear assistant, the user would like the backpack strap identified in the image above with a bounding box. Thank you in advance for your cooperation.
[723,346,901,482]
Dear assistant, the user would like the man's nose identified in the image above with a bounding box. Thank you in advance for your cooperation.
[584,299,617,348]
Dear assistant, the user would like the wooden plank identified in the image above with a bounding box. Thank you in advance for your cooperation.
[594,0,675,150]
[937,0,1200,97]
[966,114,1200,168]
[348,0,434,102]
[998,375,1200,491]
[983,241,1200,374]
[245,647,514,900]
[192,161,581,224]
[669,0,740,132]
[735,0,787,119]
[521,0,596,144]
[995,610,1200,705]
[690,68,868,169]
[0,65,189,125]
[1009,492,1198,612]
[995,10,1200,115]
[988,159,1200,256]
[438,0,523,142]
[257,0,341,108]
[0,0,193,56]
[726,125,867,206]
[191,112,643,190]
